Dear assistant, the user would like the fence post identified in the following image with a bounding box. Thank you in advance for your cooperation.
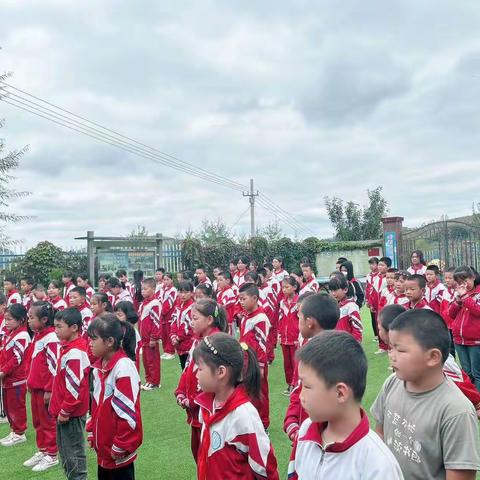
[381,217,404,268]
[155,233,164,269]
[87,231,95,287]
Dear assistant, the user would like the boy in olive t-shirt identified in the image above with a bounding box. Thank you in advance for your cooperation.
[371,309,480,480]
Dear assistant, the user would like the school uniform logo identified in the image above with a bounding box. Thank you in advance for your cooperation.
[211,431,222,451]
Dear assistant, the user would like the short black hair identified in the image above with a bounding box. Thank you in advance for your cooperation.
[106,277,122,289]
[300,293,339,330]
[390,309,450,363]
[0,293,6,305]
[62,272,74,279]
[426,264,440,275]
[21,276,34,286]
[4,276,17,285]
[156,267,165,274]
[55,307,82,329]
[379,304,406,331]
[195,265,206,272]
[115,269,127,277]
[387,268,398,274]
[407,274,426,289]
[178,280,194,293]
[238,282,259,298]
[368,257,379,265]
[379,257,392,267]
[336,257,348,264]
[297,331,367,402]
[70,286,87,298]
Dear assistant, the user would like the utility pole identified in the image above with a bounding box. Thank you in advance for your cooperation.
[243,178,259,238]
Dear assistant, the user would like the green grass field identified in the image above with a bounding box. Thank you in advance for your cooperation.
[0,307,469,479]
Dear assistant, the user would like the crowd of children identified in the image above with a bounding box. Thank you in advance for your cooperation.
[1,249,480,479]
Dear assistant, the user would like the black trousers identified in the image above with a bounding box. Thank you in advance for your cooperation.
[179,353,188,371]
[370,310,378,337]
[98,463,135,480]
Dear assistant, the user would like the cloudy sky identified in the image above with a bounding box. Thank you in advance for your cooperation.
[2,1,480,250]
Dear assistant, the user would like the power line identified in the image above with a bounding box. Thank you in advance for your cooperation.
[231,206,251,229]
[0,82,316,237]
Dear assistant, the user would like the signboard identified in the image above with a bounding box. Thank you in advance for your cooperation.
[384,231,398,268]
[98,250,156,279]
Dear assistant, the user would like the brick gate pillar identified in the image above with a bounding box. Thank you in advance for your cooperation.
[381,217,404,269]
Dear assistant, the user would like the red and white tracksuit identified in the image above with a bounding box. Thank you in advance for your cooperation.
[299,278,319,296]
[425,279,445,314]
[6,289,22,306]
[378,285,394,312]
[49,336,90,419]
[170,299,194,356]
[49,296,67,312]
[443,354,480,409]
[195,386,279,480]
[440,287,455,327]
[232,271,248,289]
[175,328,222,461]
[76,303,93,339]
[87,350,143,470]
[385,291,409,307]
[240,307,271,428]
[62,282,75,307]
[407,264,427,276]
[85,285,95,301]
[138,296,162,386]
[274,269,289,282]
[160,286,177,355]
[0,325,31,434]
[27,327,59,456]
[449,286,480,346]
[283,338,309,441]
[216,286,236,335]
[336,298,363,342]
[22,293,33,312]
[111,289,134,309]
[278,294,299,387]
[365,272,377,308]
[405,298,432,310]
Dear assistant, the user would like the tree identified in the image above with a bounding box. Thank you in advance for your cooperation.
[199,218,231,246]
[324,186,388,241]
[128,225,149,238]
[258,220,283,242]
[0,91,30,248]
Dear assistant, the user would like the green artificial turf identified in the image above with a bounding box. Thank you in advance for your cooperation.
[0,307,473,478]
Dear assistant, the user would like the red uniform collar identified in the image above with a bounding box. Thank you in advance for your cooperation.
[409,298,428,309]
[49,296,62,304]
[410,264,425,272]
[142,294,157,303]
[195,385,250,416]
[427,279,440,289]
[92,348,127,372]
[179,298,194,309]
[299,409,369,453]
[244,306,264,319]
[60,335,87,351]
[34,326,56,340]
[75,302,88,311]
[6,289,19,298]
[5,324,27,340]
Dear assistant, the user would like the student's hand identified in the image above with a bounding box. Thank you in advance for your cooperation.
[149,340,157,348]
[456,284,468,297]
[43,391,52,406]
[111,451,126,460]
[57,414,70,424]
[288,430,298,443]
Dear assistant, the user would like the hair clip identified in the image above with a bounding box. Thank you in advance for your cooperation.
[240,342,248,351]
[214,305,219,318]
[204,336,218,355]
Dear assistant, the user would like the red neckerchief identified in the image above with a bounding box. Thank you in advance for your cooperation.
[428,279,440,289]
[410,264,424,273]
[284,294,299,309]
[196,386,251,480]
[387,285,394,293]
[299,409,369,452]
[339,298,354,308]
[49,296,62,304]
[7,289,19,299]
[408,298,428,309]
[75,302,88,312]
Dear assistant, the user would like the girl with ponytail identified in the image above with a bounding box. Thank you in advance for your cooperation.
[86,314,143,479]
[193,332,279,480]
[175,299,227,462]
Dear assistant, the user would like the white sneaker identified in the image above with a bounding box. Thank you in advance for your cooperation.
[24,451,45,467]
[32,454,59,472]
[374,349,388,355]
[142,383,160,391]
[0,432,13,443]
[0,415,9,424]
[1,432,26,446]
[162,353,175,360]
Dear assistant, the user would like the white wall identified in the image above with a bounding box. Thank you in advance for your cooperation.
[315,247,383,278]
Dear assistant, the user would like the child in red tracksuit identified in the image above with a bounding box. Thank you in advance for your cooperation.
[283,294,340,442]
[138,278,162,390]
[170,281,194,371]
[193,333,279,480]
[23,302,60,472]
[328,275,363,342]
[160,274,177,358]
[238,283,271,429]
[449,266,480,391]
[49,307,90,480]
[215,272,236,336]
[0,304,30,447]
[278,277,300,395]
[87,314,143,480]
[114,301,141,372]
[175,298,226,462]
[378,268,397,312]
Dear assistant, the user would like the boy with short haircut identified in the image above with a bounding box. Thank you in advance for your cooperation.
[288,331,403,479]
[4,277,21,306]
[386,271,409,307]
[404,274,431,310]
[440,267,456,327]
[115,269,133,297]
[425,264,445,314]
[371,257,392,354]
[139,278,162,391]
[378,268,398,312]
[154,267,165,298]
[32,284,47,302]
[365,257,379,324]
[283,293,340,441]
[61,272,75,307]
[68,287,93,338]
[372,309,480,479]
[20,276,34,311]
[238,282,271,429]
[194,265,212,289]
[49,308,90,480]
